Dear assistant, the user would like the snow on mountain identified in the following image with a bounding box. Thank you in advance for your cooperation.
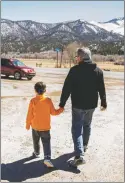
[104,17,124,25]
[90,21,118,32]
[90,17,124,35]
[114,26,124,35]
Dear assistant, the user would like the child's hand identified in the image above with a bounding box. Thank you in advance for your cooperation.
[26,126,30,130]
[59,107,64,113]
[26,124,30,130]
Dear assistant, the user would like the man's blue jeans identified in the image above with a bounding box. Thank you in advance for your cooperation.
[72,108,95,157]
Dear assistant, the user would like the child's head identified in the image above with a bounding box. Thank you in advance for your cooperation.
[34,82,46,95]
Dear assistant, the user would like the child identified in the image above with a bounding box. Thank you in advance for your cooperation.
[26,82,64,168]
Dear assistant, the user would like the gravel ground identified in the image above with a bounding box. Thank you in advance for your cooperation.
[1,69,124,182]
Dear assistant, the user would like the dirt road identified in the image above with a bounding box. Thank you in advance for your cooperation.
[1,68,124,182]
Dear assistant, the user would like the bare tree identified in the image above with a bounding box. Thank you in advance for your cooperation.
[54,43,65,68]
[66,42,80,67]
[59,46,64,68]
[62,51,69,68]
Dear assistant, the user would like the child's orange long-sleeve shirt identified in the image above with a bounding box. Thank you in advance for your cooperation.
[26,94,63,131]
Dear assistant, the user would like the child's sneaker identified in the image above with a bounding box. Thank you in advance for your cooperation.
[32,152,40,158]
[44,159,54,168]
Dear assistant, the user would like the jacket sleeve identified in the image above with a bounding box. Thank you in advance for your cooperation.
[26,99,33,129]
[50,99,64,116]
[98,70,107,108]
[59,69,73,107]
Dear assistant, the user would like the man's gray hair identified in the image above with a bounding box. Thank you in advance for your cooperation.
[77,47,92,60]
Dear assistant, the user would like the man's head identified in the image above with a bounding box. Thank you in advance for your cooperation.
[76,47,92,63]
[34,82,46,95]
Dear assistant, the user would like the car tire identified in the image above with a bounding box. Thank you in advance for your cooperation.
[14,72,21,80]
[27,76,33,80]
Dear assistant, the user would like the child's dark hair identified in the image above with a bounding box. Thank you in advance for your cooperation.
[34,82,46,95]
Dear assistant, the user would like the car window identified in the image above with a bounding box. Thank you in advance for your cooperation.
[8,62,13,66]
[12,60,26,67]
[1,59,5,66]
[1,59,10,66]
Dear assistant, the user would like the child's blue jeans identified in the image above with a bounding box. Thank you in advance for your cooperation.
[32,129,51,160]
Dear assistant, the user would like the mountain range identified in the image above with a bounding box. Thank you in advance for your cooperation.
[1,17,124,53]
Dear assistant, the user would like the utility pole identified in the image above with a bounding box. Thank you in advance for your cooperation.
[55,48,60,68]
[57,51,58,68]
[60,47,64,68]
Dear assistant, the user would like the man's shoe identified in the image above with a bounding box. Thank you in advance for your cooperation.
[68,156,86,168]
[44,159,54,168]
[74,156,86,165]
[32,152,40,158]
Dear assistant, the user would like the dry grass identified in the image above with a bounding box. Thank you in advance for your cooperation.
[22,58,55,67]
[20,58,124,72]
[97,62,124,72]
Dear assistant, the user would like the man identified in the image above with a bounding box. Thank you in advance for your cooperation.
[59,47,107,166]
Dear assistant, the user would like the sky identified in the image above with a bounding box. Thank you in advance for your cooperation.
[1,1,124,23]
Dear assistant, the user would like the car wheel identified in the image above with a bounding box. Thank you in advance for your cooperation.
[14,72,21,80]
[27,76,33,80]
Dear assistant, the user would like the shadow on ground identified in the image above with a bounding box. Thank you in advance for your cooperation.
[1,76,27,81]
[1,152,81,182]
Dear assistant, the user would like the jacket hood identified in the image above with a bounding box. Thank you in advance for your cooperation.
[79,60,97,70]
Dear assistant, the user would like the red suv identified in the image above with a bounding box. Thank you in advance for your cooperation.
[1,58,36,80]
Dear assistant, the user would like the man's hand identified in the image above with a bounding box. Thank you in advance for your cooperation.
[101,100,107,111]
[26,124,30,130]
[100,106,106,111]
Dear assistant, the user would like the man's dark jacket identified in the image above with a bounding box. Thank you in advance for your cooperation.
[59,61,107,110]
